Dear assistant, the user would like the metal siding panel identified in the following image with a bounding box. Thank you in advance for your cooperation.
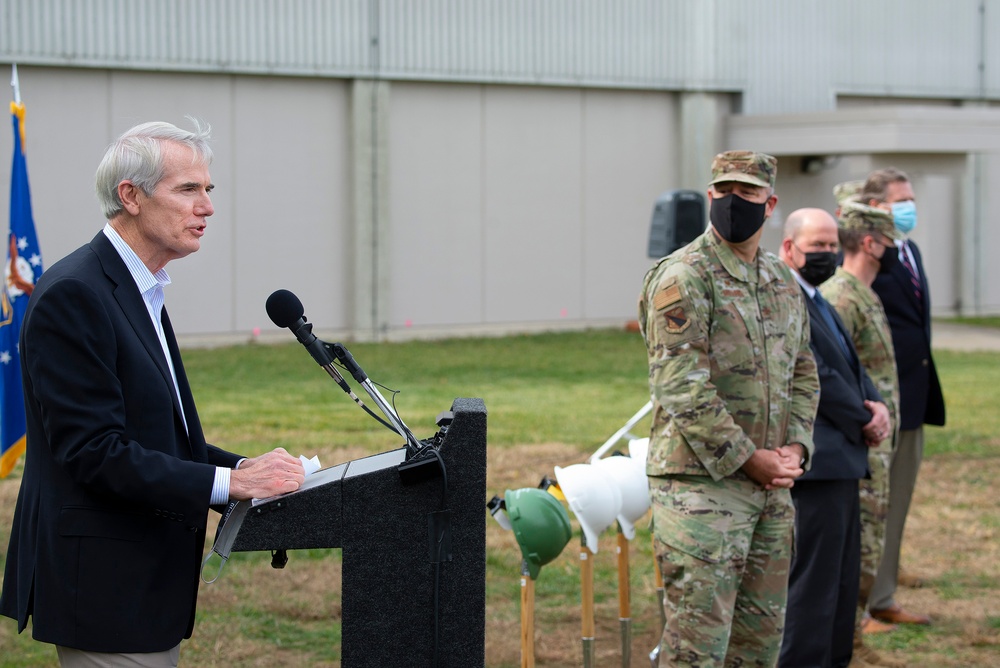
[833,0,981,101]
[982,0,1000,97]
[0,0,997,107]
[386,82,485,328]
[744,1,838,115]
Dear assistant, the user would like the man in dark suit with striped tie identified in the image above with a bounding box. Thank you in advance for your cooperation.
[864,167,944,629]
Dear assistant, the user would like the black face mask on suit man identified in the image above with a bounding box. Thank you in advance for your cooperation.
[797,251,838,286]
[710,194,768,243]
[876,244,899,274]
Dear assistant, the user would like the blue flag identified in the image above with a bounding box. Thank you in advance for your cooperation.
[1,100,43,477]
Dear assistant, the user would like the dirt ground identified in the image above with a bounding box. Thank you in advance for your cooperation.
[482,444,1000,668]
[1,443,997,667]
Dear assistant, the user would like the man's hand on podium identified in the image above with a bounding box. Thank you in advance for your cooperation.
[229,447,305,501]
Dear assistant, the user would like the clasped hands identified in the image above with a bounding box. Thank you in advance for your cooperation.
[228,447,305,501]
[861,400,891,448]
[741,445,805,490]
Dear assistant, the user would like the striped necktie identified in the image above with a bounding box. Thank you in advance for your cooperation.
[899,243,923,306]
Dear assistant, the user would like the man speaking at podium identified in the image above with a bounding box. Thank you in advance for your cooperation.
[1,119,304,667]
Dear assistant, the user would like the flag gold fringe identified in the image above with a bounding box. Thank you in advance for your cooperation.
[0,435,26,478]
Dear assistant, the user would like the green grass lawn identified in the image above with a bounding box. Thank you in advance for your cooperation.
[186,329,655,456]
[1,329,997,666]
[938,316,1000,329]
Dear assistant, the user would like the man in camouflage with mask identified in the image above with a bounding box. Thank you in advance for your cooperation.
[638,150,820,666]
[821,198,906,668]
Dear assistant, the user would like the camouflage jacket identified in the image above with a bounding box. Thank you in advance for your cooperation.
[639,229,819,480]
[821,267,900,452]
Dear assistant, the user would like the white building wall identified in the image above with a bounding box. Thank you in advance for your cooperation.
[2,66,355,338]
[972,151,1000,312]
[2,67,682,339]
[386,82,487,330]
[386,83,675,337]
[3,1,1000,341]
[227,76,352,337]
[578,90,677,323]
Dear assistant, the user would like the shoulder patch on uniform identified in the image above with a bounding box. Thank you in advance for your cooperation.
[663,306,691,333]
[653,282,682,311]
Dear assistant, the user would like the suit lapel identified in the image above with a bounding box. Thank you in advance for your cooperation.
[907,241,932,314]
[162,308,206,451]
[805,288,863,380]
[806,293,837,353]
[90,233,190,438]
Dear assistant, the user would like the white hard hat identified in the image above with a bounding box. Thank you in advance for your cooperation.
[591,454,650,540]
[628,437,649,465]
[553,463,622,553]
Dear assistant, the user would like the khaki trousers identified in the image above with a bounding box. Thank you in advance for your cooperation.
[56,644,180,668]
[869,426,924,611]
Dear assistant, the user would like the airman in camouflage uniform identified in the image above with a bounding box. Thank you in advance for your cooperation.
[820,200,905,666]
[639,151,820,667]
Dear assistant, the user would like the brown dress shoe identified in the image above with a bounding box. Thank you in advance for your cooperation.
[871,603,931,625]
[861,615,898,634]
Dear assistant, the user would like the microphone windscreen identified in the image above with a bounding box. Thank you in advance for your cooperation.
[266,289,305,328]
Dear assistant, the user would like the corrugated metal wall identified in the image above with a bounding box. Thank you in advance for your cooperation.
[0,0,375,74]
[830,1,985,100]
[6,0,997,114]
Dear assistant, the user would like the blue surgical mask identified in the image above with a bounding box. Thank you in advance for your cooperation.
[891,200,917,234]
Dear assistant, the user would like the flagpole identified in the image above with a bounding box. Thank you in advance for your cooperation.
[1,62,39,478]
[11,63,20,105]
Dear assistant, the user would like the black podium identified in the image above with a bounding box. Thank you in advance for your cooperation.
[226,397,487,667]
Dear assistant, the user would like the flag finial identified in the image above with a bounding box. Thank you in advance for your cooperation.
[10,64,20,105]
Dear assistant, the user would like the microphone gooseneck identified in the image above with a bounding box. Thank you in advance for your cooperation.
[265,289,423,456]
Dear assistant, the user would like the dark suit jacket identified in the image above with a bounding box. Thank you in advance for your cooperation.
[871,240,945,429]
[801,287,879,481]
[0,232,242,652]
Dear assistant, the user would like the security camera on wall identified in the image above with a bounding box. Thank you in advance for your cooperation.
[647,189,706,259]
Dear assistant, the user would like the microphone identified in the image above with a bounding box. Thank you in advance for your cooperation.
[265,289,334,367]
[266,289,426,460]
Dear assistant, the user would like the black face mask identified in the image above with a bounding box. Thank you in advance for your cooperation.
[877,245,899,274]
[710,194,768,243]
[798,251,838,286]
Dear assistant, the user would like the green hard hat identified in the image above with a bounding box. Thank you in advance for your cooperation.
[505,487,573,579]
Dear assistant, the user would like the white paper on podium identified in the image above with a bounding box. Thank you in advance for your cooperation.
[300,454,322,476]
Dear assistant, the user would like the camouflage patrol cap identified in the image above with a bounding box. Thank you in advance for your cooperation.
[833,180,864,208]
[708,150,777,189]
[838,200,901,241]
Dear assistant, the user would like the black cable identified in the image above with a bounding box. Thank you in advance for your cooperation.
[323,358,397,432]
[385,384,425,455]
[427,446,448,509]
